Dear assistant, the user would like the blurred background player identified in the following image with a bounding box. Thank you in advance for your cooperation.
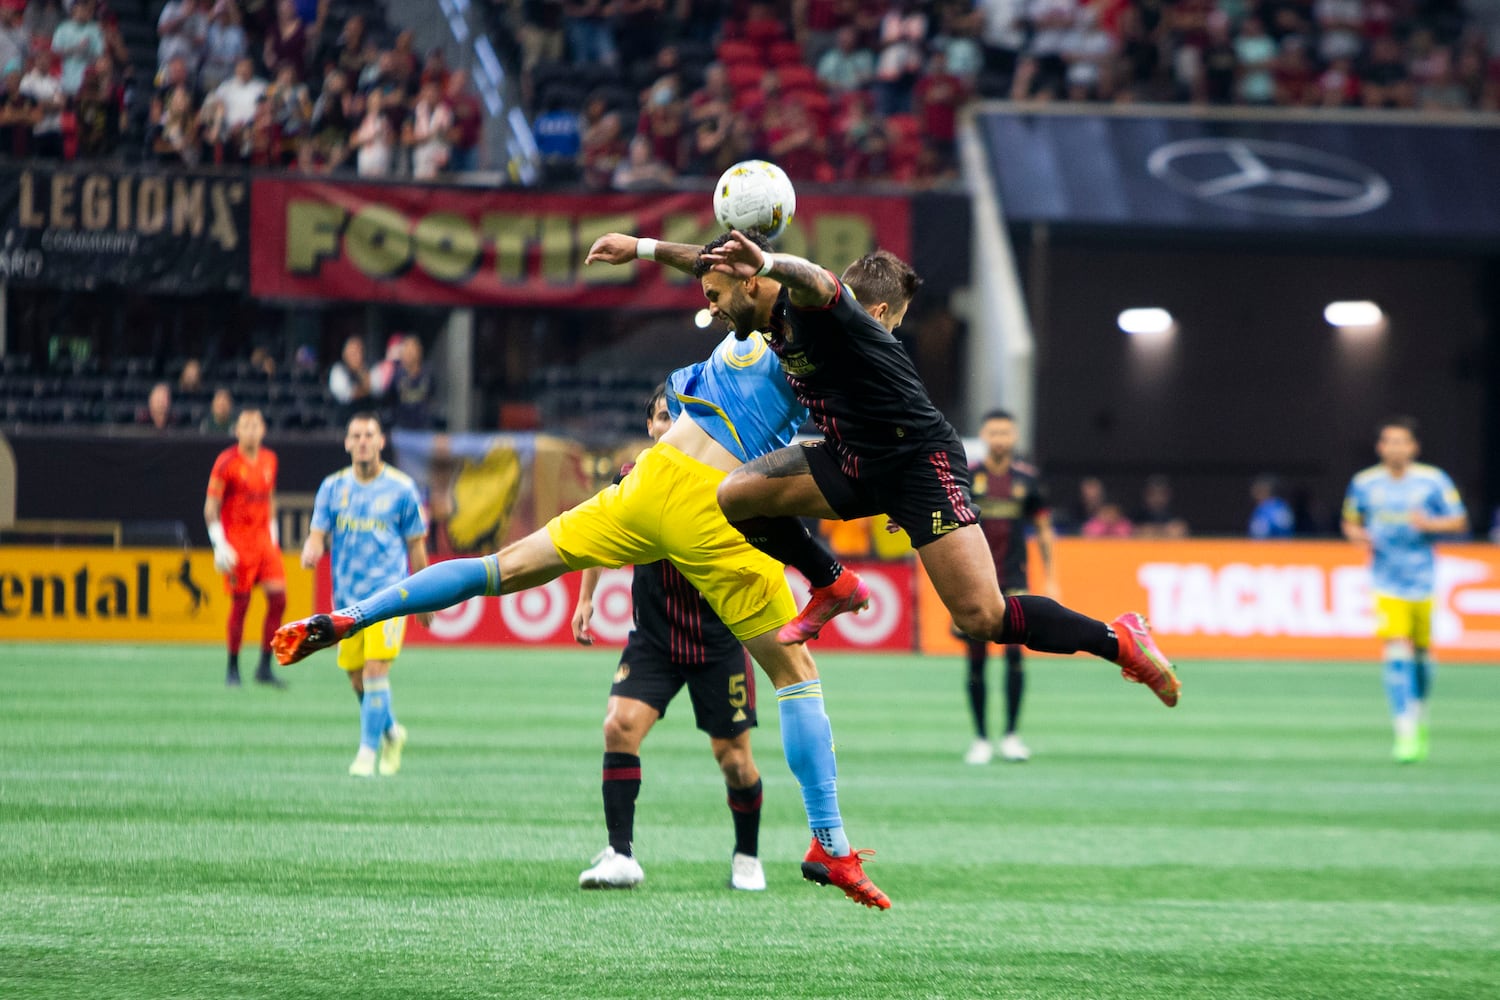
[1342,416,1467,763]
[571,386,765,892]
[302,412,430,777]
[204,407,287,688]
[960,409,1058,765]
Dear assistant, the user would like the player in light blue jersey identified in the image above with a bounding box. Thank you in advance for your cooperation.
[666,326,807,463]
[1342,416,1467,763]
[303,412,431,777]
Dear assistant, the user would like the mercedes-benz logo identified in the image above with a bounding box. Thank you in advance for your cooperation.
[1146,138,1390,218]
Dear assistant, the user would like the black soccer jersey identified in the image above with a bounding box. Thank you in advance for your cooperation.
[972,460,1048,591]
[766,279,959,478]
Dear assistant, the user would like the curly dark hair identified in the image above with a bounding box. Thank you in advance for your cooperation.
[692,229,775,278]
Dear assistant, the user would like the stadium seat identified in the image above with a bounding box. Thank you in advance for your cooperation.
[777,64,819,92]
[717,39,760,66]
[726,63,764,92]
[768,40,803,66]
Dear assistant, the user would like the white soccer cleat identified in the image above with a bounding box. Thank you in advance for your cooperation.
[579,847,644,889]
[378,724,407,776]
[729,851,766,891]
[964,737,994,765]
[999,733,1031,762]
[348,748,377,778]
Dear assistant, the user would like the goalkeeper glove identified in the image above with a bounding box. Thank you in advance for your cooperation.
[208,521,239,574]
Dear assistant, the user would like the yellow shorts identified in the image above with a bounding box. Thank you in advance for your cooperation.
[545,442,797,641]
[1374,594,1432,647]
[337,616,408,671]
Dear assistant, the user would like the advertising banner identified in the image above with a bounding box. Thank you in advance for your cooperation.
[250,180,912,307]
[0,166,249,291]
[0,547,311,642]
[918,539,1500,661]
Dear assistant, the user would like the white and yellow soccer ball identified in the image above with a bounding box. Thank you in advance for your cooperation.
[712,160,797,240]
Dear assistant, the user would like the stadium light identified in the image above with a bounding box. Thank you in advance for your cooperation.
[694,308,713,329]
[1117,308,1175,337]
[1324,301,1385,329]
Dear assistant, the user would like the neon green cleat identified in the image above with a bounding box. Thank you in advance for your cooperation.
[1393,733,1422,764]
[1414,722,1430,761]
[378,725,408,776]
[349,749,377,777]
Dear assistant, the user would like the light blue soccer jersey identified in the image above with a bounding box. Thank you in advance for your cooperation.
[666,330,808,462]
[311,465,427,605]
[1343,463,1466,600]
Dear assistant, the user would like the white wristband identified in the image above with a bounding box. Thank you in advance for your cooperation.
[207,521,227,548]
[756,253,776,277]
[636,237,658,261]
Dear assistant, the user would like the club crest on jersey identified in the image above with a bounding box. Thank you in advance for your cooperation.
[614,664,630,684]
[778,351,816,376]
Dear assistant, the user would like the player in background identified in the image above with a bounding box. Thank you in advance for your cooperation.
[960,409,1059,765]
[204,407,287,688]
[275,230,891,909]
[303,413,431,777]
[1341,416,1467,763]
[696,233,1180,708]
[571,387,766,892]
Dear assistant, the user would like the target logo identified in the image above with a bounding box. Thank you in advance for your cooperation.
[500,579,572,640]
[585,569,637,643]
[785,566,908,648]
[426,597,486,639]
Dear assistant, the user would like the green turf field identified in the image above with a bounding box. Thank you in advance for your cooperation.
[3,643,1497,1000]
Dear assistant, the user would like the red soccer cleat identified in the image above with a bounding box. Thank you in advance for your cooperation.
[272,613,357,665]
[801,838,891,910]
[778,571,872,644]
[1112,612,1181,707]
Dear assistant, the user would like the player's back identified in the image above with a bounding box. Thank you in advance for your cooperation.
[315,465,426,604]
[667,331,807,463]
[211,445,277,537]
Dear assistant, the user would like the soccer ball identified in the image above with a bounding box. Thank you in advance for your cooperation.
[712,160,797,240]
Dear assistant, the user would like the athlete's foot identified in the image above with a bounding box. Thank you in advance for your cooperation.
[579,847,644,889]
[225,669,241,688]
[272,613,357,665]
[801,838,891,909]
[348,748,377,778]
[254,669,288,690]
[729,851,766,891]
[778,572,872,644]
[1111,612,1181,707]
[378,724,407,776]
[999,733,1031,762]
[963,737,994,765]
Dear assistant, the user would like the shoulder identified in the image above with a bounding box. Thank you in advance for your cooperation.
[320,466,353,488]
[383,465,420,494]
[718,331,771,369]
[1350,464,1384,488]
[1013,459,1041,479]
[1410,462,1453,483]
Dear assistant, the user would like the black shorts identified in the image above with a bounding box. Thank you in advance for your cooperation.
[803,440,980,548]
[610,633,756,739]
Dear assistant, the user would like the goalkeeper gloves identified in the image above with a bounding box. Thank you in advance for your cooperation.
[207,521,239,574]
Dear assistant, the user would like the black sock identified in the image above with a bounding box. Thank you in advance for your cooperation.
[255,651,273,678]
[1000,595,1119,660]
[602,752,642,856]
[726,779,763,857]
[1003,645,1025,734]
[226,652,240,675]
[730,516,842,588]
[965,641,988,739]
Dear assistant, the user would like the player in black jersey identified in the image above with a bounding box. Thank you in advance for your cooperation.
[572,387,766,892]
[960,410,1059,765]
[699,233,1181,707]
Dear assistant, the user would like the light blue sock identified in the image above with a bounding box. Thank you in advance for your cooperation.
[777,679,850,857]
[1383,656,1413,719]
[343,555,501,628]
[382,682,398,736]
[360,678,389,751]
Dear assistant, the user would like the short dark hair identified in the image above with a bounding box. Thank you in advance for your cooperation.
[1378,414,1419,439]
[841,249,922,310]
[348,410,384,432]
[645,383,668,419]
[980,409,1015,425]
[692,230,774,279]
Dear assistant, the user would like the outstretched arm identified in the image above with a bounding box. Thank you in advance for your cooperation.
[698,230,837,308]
[584,233,702,277]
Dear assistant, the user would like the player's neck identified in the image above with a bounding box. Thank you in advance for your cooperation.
[1383,461,1410,478]
[238,444,258,460]
[354,460,384,483]
[984,454,1012,474]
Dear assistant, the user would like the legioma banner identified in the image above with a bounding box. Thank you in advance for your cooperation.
[0,166,249,291]
[249,181,912,307]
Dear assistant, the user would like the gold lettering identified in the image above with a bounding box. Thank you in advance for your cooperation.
[49,173,76,229]
[577,215,636,284]
[412,212,479,283]
[285,200,346,274]
[136,177,167,235]
[209,181,244,250]
[116,175,133,230]
[345,204,411,278]
[811,214,874,273]
[18,172,42,227]
[480,213,535,282]
[537,215,572,282]
[171,178,205,239]
[81,174,110,230]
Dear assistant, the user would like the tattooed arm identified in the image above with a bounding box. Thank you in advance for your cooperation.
[584,233,703,277]
[698,230,839,308]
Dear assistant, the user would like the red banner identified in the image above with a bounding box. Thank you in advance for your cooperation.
[249,180,912,307]
[315,558,914,652]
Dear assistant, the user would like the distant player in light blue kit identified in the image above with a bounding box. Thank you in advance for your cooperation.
[303,412,431,777]
[1342,416,1467,763]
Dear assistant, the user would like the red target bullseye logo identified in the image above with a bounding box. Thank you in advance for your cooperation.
[426,596,485,640]
[586,569,636,643]
[501,579,571,641]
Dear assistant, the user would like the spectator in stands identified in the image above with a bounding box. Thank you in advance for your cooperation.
[157,0,208,77]
[915,48,967,162]
[0,3,26,78]
[1315,0,1364,65]
[245,94,281,165]
[615,0,665,68]
[1132,474,1189,539]
[202,387,235,434]
[873,0,927,113]
[817,25,875,93]
[1199,15,1238,104]
[266,61,311,163]
[579,93,625,189]
[25,0,63,42]
[52,0,104,96]
[0,69,34,157]
[199,93,230,161]
[931,5,983,85]
[764,97,821,180]
[682,100,743,177]
[301,66,353,172]
[1235,14,1276,105]
[1056,475,1106,534]
[406,77,453,180]
[74,56,122,158]
[214,56,264,135]
[385,334,435,430]
[1249,475,1295,539]
[516,0,565,81]
[834,89,889,179]
[20,49,65,159]
[387,29,418,91]
[445,68,482,172]
[250,346,277,376]
[1361,35,1415,108]
[140,382,176,430]
[1316,54,1359,107]
[636,76,686,171]
[1273,37,1317,106]
[612,133,676,189]
[200,0,246,92]
[153,84,200,164]
[178,359,205,395]
[352,87,395,176]
[262,0,307,80]
[317,12,366,82]
[1012,0,1074,102]
[329,335,373,412]
[977,0,1025,89]
[1081,500,1133,538]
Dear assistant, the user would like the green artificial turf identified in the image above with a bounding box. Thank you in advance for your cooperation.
[2,643,1497,999]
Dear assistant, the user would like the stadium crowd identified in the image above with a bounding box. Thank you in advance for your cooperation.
[519,0,1500,188]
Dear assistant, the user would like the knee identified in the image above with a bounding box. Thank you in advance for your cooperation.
[602,711,643,749]
[953,602,1007,642]
[716,743,756,786]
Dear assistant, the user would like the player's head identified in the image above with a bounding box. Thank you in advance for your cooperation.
[644,384,671,442]
[979,408,1016,461]
[1376,415,1419,469]
[345,411,386,465]
[841,250,921,332]
[694,230,778,340]
[235,407,265,449]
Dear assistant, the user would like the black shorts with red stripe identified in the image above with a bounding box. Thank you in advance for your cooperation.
[803,437,980,548]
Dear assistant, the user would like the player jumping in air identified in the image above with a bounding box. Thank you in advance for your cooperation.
[274,230,892,909]
[572,387,766,892]
[205,407,288,689]
[303,413,432,777]
[1342,416,1467,763]
[696,233,1180,707]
